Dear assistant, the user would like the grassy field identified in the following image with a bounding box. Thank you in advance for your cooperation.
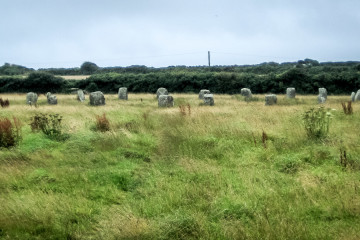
[0,93,359,239]
[59,75,91,80]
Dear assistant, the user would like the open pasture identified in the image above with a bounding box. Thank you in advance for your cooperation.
[0,93,360,239]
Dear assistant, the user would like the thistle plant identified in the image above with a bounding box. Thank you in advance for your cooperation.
[303,107,332,139]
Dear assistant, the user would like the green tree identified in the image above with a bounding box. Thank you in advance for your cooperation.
[80,62,99,75]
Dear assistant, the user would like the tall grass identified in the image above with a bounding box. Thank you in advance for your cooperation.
[0,93,359,239]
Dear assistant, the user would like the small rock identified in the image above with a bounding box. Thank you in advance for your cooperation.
[351,92,355,102]
[318,95,326,104]
[203,94,214,106]
[46,92,57,105]
[241,88,252,98]
[90,91,105,106]
[158,95,174,107]
[318,88,327,99]
[199,89,211,99]
[156,88,168,99]
[26,92,38,105]
[265,94,277,105]
[355,90,360,102]
[286,88,296,98]
[77,90,85,102]
[118,87,128,100]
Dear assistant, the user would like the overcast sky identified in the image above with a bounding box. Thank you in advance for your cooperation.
[1,0,360,69]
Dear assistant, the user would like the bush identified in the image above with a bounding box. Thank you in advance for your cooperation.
[30,113,65,139]
[0,117,21,148]
[0,98,9,107]
[95,113,110,132]
[303,107,332,139]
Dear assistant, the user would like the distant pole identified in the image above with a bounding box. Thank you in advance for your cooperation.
[208,51,211,67]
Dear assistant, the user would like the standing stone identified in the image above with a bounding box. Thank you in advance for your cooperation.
[351,92,356,102]
[318,96,326,104]
[265,94,277,105]
[286,88,296,98]
[203,94,214,106]
[318,88,327,104]
[241,88,252,98]
[118,87,128,100]
[89,91,105,106]
[158,95,174,107]
[156,88,168,99]
[355,90,360,102]
[199,89,211,99]
[77,89,85,102]
[46,92,57,105]
[318,88,327,100]
[26,92,38,105]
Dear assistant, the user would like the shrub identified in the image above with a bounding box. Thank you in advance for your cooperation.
[0,117,21,148]
[30,113,64,139]
[0,98,10,107]
[341,101,353,115]
[95,113,110,132]
[303,107,332,139]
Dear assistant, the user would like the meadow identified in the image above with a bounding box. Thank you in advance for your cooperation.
[0,93,359,239]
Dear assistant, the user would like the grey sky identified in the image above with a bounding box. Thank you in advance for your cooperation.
[1,0,360,69]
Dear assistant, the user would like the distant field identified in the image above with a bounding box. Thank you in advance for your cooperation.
[59,75,91,80]
[0,93,359,239]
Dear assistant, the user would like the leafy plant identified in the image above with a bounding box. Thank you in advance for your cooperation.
[0,117,21,148]
[341,101,353,115]
[0,98,10,107]
[303,107,332,139]
[95,113,110,132]
[30,113,64,139]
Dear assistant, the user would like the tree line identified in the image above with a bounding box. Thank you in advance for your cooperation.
[0,60,359,94]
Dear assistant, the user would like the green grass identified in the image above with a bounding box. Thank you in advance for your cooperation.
[0,93,360,239]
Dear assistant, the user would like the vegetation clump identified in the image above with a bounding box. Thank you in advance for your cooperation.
[303,107,332,139]
[0,117,21,148]
[95,113,110,132]
[30,113,65,140]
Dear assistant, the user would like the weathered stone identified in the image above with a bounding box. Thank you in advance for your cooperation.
[241,88,252,98]
[89,91,105,106]
[355,90,360,102]
[199,89,211,99]
[203,94,214,106]
[77,89,85,102]
[46,92,57,105]
[265,94,277,105]
[156,88,168,99]
[351,92,356,102]
[118,87,128,100]
[158,95,174,107]
[318,88,327,100]
[286,88,296,98]
[26,92,38,105]
[318,95,326,104]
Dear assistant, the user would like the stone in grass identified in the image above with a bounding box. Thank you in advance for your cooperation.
[265,94,277,105]
[318,95,326,104]
[156,88,168,99]
[26,92,38,105]
[46,92,57,105]
[90,91,105,106]
[118,87,128,100]
[318,88,327,100]
[158,95,174,107]
[199,89,211,99]
[286,88,296,98]
[241,88,252,97]
[203,94,214,106]
[77,89,85,102]
[355,90,360,102]
[351,92,355,102]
